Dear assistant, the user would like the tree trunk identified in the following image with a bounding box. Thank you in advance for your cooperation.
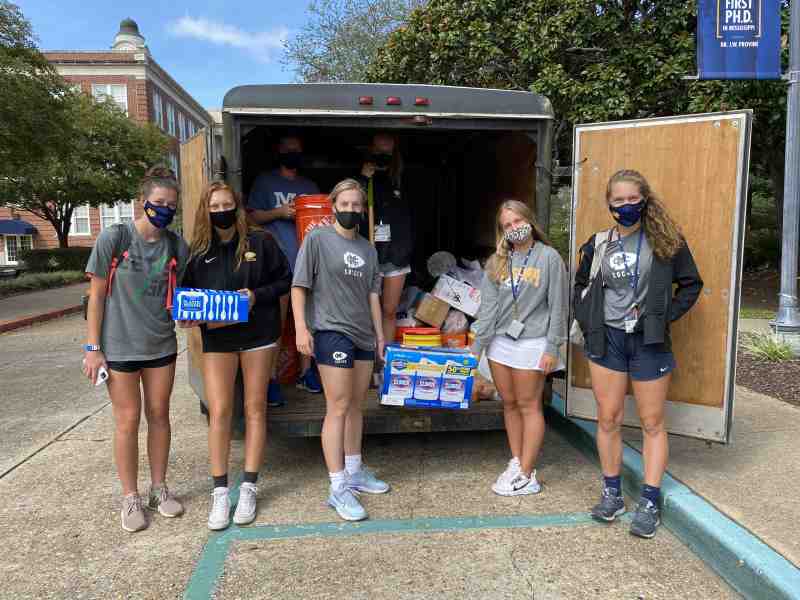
[55,219,70,248]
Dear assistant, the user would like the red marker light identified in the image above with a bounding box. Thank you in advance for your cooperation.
[359,96,374,105]
[386,96,402,105]
[414,97,430,106]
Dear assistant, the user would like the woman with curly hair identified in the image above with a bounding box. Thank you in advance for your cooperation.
[572,170,703,539]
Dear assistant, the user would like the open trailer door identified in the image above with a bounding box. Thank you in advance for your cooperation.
[555,111,752,443]
[180,128,212,404]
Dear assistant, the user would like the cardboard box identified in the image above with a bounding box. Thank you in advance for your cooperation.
[173,288,249,322]
[414,293,450,328]
[380,345,478,410]
[432,275,481,317]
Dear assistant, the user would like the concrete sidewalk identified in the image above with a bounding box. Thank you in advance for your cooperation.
[0,282,85,332]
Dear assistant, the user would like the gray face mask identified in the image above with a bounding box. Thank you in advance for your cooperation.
[504,223,533,244]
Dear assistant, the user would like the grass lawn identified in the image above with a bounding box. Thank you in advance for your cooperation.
[739,307,777,320]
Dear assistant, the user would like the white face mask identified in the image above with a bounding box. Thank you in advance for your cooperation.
[504,223,533,244]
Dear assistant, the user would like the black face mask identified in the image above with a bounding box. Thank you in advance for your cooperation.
[335,210,361,230]
[210,208,237,230]
[279,151,303,170]
[369,152,393,169]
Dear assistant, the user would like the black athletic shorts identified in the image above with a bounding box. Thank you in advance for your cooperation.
[314,331,375,369]
[106,353,177,373]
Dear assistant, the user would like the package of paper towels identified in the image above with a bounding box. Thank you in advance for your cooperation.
[172,288,249,323]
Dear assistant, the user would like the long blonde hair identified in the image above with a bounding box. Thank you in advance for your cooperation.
[190,181,252,270]
[606,170,684,260]
[487,199,550,283]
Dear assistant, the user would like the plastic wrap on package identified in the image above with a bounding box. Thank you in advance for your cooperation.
[449,263,484,290]
[396,309,422,329]
[471,374,499,402]
[427,251,457,278]
[441,309,469,334]
[398,286,424,314]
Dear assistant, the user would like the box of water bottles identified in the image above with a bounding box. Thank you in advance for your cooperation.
[172,288,249,323]
[380,345,477,410]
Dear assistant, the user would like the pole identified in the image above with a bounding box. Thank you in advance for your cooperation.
[774,0,800,351]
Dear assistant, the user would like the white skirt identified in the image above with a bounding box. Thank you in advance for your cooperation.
[486,335,566,372]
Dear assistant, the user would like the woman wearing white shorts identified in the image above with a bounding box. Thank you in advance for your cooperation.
[472,199,568,496]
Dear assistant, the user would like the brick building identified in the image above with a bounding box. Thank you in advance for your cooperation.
[0,18,212,267]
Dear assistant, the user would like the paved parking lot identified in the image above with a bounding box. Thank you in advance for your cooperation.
[0,316,738,599]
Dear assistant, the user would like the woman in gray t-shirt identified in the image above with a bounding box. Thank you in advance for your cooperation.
[292,179,390,522]
[83,166,189,533]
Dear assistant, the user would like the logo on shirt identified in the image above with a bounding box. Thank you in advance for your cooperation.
[344,252,366,278]
[274,192,297,206]
[501,267,541,288]
[608,251,638,277]
[333,351,349,363]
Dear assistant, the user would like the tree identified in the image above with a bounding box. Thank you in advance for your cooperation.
[0,93,170,247]
[0,1,71,178]
[283,0,426,82]
[367,0,789,225]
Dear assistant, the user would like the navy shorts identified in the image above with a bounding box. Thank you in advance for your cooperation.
[107,353,177,373]
[314,331,375,369]
[586,327,676,381]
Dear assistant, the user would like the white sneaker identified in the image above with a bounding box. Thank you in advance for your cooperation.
[233,482,258,525]
[208,487,231,530]
[493,458,521,491]
[492,470,542,497]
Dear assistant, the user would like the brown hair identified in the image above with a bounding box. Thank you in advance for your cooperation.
[605,170,684,260]
[139,165,180,202]
[190,181,252,270]
[329,178,367,207]
[487,199,550,283]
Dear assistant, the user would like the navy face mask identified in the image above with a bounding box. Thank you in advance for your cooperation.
[610,201,646,227]
[144,201,176,229]
[279,151,303,170]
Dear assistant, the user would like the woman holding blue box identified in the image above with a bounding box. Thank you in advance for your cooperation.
[472,200,568,497]
[291,178,390,522]
[181,180,291,530]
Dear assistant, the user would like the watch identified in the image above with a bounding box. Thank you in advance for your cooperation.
[84,344,101,352]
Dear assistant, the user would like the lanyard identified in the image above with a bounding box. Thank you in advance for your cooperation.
[508,246,533,317]
[618,227,644,297]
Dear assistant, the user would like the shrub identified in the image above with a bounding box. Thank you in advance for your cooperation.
[743,332,795,362]
[19,247,92,273]
[0,270,86,298]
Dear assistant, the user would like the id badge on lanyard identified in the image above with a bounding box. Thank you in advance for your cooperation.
[507,247,533,340]
[620,228,644,334]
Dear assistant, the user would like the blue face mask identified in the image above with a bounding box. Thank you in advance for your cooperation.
[144,201,176,229]
[610,201,645,227]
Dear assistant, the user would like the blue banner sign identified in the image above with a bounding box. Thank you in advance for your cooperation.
[698,0,782,79]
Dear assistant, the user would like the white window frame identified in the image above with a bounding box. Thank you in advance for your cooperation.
[153,89,164,130]
[100,201,135,230]
[178,112,186,142]
[3,235,33,265]
[69,204,91,237]
[91,84,128,115]
[167,103,176,136]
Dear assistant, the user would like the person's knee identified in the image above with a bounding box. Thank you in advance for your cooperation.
[501,392,519,411]
[517,396,543,417]
[115,411,140,435]
[641,416,665,437]
[381,301,398,320]
[326,396,350,418]
[597,410,624,434]
[244,399,266,423]
[209,402,233,427]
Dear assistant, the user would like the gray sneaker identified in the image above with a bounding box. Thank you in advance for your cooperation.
[121,493,147,533]
[148,484,184,518]
[630,498,661,539]
[347,467,390,494]
[591,487,626,522]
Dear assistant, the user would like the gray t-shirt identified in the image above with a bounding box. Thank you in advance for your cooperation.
[292,226,381,350]
[602,229,653,330]
[86,223,189,361]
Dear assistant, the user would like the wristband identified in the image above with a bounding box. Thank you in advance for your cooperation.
[84,344,101,352]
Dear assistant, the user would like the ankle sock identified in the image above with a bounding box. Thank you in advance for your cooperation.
[329,470,347,492]
[511,457,521,467]
[344,454,363,476]
[243,471,258,484]
[213,474,228,489]
[603,475,622,496]
[641,484,660,505]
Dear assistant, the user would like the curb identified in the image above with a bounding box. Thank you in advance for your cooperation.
[0,305,83,334]
[548,393,800,600]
